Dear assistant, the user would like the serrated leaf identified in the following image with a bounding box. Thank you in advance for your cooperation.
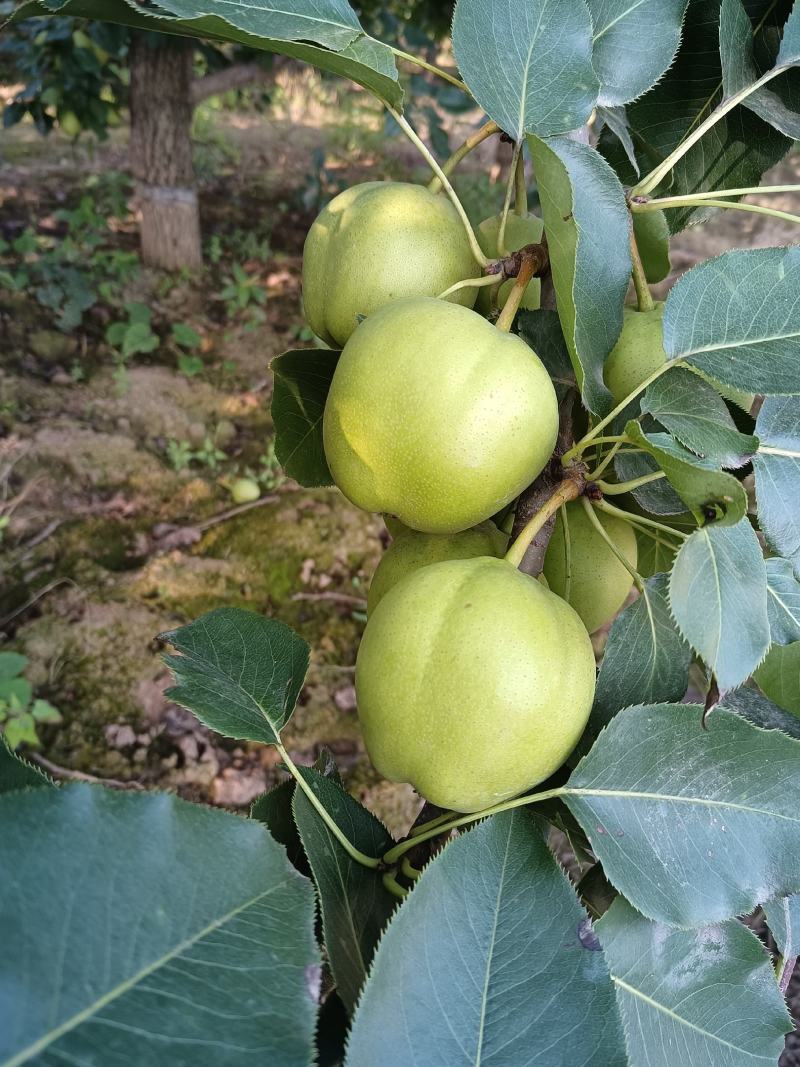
[159,607,309,745]
[721,684,800,739]
[642,367,758,468]
[721,0,800,138]
[598,897,791,1063]
[592,575,691,733]
[515,308,576,403]
[755,641,800,715]
[0,784,319,1066]
[271,348,339,487]
[0,737,52,793]
[764,893,800,957]
[664,246,800,395]
[346,810,625,1065]
[753,396,800,574]
[565,703,800,925]
[632,207,671,283]
[624,422,748,527]
[251,778,306,871]
[588,0,690,107]
[596,105,640,176]
[452,0,599,139]
[766,556,800,644]
[10,1,404,107]
[527,135,630,416]
[598,0,794,232]
[293,769,394,1014]
[669,518,769,690]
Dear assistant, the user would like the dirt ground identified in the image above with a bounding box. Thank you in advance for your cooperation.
[1,77,799,1056]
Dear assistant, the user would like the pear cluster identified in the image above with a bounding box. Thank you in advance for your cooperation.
[299,181,631,813]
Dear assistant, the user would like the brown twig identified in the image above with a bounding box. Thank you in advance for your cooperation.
[29,752,145,790]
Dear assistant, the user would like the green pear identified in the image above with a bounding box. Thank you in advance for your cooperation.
[604,302,754,411]
[323,297,559,534]
[302,182,478,348]
[367,521,508,614]
[356,556,596,812]
[229,478,260,504]
[59,111,82,139]
[475,212,543,315]
[543,501,638,634]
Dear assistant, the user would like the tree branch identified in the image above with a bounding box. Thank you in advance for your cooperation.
[191,62,276,106]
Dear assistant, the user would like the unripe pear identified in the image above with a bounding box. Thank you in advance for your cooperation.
[323,297,559,534]
[543,501,637,633]
[356,556,596,813]
[59,111,82,139]
[476,212,543,315]
[367,521,508,613]
[604,302,754,411]
[302,182,477,348]
[230,477,260,504]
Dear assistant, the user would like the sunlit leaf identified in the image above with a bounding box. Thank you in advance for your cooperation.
[753,396,800,574]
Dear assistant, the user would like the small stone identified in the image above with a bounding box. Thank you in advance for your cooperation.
[105,724,137,748]
[334,685,357,712]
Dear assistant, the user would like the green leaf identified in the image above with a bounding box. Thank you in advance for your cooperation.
[271,348,339,488]
[250,779,306,870]
[721,684,800,740]
[0,676,33,708]
[0,784,319,1065]
[641,367,758,468]
[598,897,791,1063]
[635,526,678,577]
[764,893,800,957]
[766,556,800,645]
[565,703,800,925]
[592,574,691,732]
[346,810,625,1065]
[515,308,576,404]
[598,0,794,231]
[171,322,202,348]
[720,0,800,138]
[4,713,39,750]
[669,518,770,690]
[624,422,748,528]
[0,736,52,793]
[753,396,800,573]
[452,0,599,139]
[632,207,671,283]
[0,651,27,679]
[527,135,630,416]
[11,1,403,108]
[293,770,394,1014]
[755,641,800,716]
[159,607,309,745]
[663,246,800,395]
[588,0,690,106]
[596,104,640,176]
[30,698,62,723]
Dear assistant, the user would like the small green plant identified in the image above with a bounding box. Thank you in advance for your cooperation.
[192,434,227,472]
[217,262,267,329]
[170,322,205,377]
[105,303,159,360]
[241,440,284,491]
[166,439,194,472]
[0,653,61,751]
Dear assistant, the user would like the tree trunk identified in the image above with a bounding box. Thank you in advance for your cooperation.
[129,34,202,271]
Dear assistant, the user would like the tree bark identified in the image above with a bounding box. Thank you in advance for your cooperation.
[129,34,202,271]
[191,61,275,105]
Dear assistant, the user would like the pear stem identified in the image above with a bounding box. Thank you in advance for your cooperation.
[561,503,573,603]
[382,871,409,899]
[514,148,528,216]
[410,810,454,836]
[276,743,381,870]
[594,498,689,541]
[436,274,501,300]
[497,140,523,257]
[504,478,583,568]
[428,119,500,194]
[596,472,666,494]
[585,439,626,481]
[495,253,535,332]
[629,228,655,313]
[382,786,568,866]
[581,497,645,593]
[387,105,490,268]
[633,196,800,227]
